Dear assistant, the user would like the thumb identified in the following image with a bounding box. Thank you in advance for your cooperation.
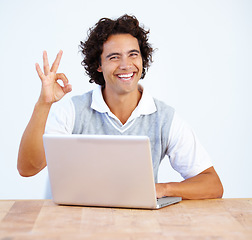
[63,83,72,94]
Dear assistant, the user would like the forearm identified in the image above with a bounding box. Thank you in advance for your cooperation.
[18,50,72,177]
[156,167,224,200]
[17,101,52,177]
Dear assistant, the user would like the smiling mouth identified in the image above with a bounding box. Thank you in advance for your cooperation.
[117,73,134,81]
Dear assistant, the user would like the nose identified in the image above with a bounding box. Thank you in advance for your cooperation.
[119,56,132,70]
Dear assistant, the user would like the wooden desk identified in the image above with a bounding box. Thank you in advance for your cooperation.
[0,199,251,239]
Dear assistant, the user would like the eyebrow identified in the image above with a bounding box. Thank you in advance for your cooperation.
[106,49,140,59]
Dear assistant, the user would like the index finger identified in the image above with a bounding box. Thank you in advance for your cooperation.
[50,50,63,73]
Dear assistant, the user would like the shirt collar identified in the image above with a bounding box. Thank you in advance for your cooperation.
[91,84,157,117]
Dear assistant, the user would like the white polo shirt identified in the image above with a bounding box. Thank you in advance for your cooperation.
[45,85,213,180]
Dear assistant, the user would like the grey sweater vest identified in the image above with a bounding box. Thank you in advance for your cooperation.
[71,91,174,182]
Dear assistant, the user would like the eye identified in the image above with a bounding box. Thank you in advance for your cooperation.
[109,56,119,60]
[129,52,139,58]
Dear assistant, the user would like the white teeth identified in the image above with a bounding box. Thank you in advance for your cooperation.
[118,73,133,78]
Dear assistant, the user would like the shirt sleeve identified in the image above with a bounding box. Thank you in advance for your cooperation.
[167,112,213,179]
[45,97,75,134]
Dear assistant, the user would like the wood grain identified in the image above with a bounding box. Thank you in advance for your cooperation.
[0,199,251,240]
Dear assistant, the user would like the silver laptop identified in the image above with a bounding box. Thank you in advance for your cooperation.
[43,134,181,209]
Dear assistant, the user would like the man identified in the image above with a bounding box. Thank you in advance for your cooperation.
[18,14,223,199]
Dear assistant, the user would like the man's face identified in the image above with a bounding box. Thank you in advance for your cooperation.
[98,33,143,96]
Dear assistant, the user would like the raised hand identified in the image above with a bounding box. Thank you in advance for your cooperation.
[35,50,72,104]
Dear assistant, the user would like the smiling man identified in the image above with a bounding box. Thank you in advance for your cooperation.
[18,14,223,199]
[97,34,143,124]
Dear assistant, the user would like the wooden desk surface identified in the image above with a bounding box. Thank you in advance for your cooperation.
[0,198,251,240]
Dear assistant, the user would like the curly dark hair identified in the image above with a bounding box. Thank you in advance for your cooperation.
[79,14,153,86]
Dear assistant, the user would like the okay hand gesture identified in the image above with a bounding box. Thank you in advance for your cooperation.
[35,50,72,104]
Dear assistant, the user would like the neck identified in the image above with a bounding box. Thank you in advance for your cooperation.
[102,87,142,125]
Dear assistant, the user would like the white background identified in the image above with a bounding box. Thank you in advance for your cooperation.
[1,0,251,199]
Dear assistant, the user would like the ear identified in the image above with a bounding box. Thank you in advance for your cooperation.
[97,65,102,72]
